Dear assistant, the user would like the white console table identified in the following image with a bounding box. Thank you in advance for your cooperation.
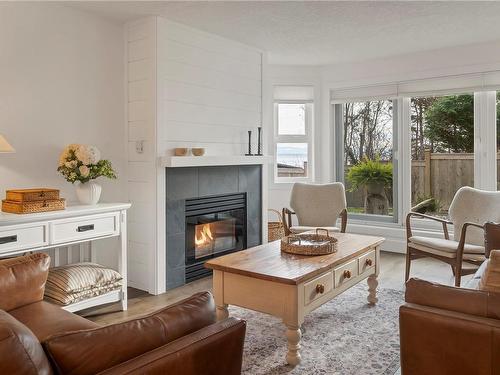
[0,203,131,312]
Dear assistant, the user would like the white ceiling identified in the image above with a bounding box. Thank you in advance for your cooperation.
[71,1,500,65]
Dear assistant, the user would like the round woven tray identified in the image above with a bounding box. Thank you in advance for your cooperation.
[280,228,338,256]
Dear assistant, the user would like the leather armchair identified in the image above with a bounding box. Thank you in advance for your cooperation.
[0,253,246,375]
[400,278,500,375]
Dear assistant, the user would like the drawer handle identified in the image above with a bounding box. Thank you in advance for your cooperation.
[365,258,373,267]
[343,270,352,279]
[77,224,95,232]
[315,284,325,294]
[0,235,17,245]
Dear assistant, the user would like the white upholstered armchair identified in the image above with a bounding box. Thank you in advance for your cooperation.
[282,182,347,235]
[406,187,500,286]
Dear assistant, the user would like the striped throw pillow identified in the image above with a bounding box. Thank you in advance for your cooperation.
[44,263,122,306]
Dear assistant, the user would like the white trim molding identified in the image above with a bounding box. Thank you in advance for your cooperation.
[474,91,498,190]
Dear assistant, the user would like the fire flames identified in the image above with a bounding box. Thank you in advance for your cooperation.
[195,224,214,247]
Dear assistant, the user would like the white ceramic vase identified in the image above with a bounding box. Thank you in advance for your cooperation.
[75,181,102,205]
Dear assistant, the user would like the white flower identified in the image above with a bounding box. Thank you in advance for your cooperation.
[67,144,80,152]
[58,144,81,166]
[75,145,90,165]
[65,160,77,169]
[69,172,77,180]
[79,165,90,177]
[58,152,68,167]
[87,146,101,164]
[75,145,101,165]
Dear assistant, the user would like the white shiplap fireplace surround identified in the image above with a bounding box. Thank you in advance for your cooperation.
[126,17,267,294]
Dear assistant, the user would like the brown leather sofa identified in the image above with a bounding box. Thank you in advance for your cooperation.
[0,253,246,375]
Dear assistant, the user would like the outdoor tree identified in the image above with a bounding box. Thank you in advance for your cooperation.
[343,100,393,165]
[424,94,475,153]
[422,93,500,153]
[410,97,436,159]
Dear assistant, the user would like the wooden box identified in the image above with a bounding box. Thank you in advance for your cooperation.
[2,199,66,214]
[6,188,60,202]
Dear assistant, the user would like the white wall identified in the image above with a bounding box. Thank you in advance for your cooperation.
[156,18,262,157]
[126,17,263,293]
[321,40,500,88]
[0,3,126,203]
[126,18,157,292]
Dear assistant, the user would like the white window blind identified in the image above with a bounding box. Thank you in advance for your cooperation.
[274,85,314,102]
[330,84,398,103]
[331,70,500,102]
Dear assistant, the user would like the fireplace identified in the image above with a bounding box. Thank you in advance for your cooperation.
[166,165,261,290]
[185,193,247,282]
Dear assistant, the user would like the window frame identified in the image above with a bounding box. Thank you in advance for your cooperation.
[273,100,314,183]
[333,99,399,224]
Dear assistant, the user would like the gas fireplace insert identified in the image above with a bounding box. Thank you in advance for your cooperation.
[185,193,247,282]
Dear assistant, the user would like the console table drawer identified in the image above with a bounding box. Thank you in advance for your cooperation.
[304,271,333,305]
[50,214,119,245]
[358,250,376,275]
[334,259,358,288]
[0,224,47,254]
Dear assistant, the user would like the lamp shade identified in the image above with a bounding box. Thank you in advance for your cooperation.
[0,134,15,153]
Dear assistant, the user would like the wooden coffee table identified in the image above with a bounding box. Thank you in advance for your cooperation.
[205,232,384,366]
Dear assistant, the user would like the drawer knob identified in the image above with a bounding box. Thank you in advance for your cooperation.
[343,270,352,279]
[365,258,373,266]
[315,284,325,294]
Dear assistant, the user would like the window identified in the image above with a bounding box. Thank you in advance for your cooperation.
[332,75,500,227]
[335,100,398,221]
[410,94,474,216]
[274,101,314,182]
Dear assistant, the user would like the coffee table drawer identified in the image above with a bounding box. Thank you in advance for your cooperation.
[50,213,119,245]
[304,271,334,305]
[359,250,376,274]
[334,259,358,288]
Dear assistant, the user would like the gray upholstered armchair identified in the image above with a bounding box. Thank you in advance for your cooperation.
[406,187,500,286]
[282,182,347,235]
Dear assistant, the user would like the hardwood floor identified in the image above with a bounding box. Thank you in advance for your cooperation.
[82,251,473,325]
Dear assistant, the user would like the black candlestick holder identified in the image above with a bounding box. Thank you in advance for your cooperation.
[245,130,253,156]
[256,127,263,156]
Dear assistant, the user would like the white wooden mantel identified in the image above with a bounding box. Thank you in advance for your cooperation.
[0,203,131,312]
[161,155,272,168]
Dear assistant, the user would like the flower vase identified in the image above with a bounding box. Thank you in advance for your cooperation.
[75,181,102,205]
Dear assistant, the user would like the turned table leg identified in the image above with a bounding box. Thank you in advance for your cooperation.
[285,325,302,366]
[367,274,379,305]
[213,270,229,321]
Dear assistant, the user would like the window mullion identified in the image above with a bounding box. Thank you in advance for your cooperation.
[399,98,412,225]
[334,104,344,182]
[474,91,497,190]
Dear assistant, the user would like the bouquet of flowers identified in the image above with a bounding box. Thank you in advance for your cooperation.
[57,144,116,184]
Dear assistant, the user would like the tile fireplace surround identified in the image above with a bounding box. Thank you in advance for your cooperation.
[165,165,262,290]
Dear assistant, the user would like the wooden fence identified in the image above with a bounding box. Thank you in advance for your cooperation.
[411,150,474,210]
[346,151,497,212]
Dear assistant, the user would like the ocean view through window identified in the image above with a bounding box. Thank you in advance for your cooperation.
[273,87,314,182]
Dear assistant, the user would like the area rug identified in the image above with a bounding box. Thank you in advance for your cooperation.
[230,284,403,375]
